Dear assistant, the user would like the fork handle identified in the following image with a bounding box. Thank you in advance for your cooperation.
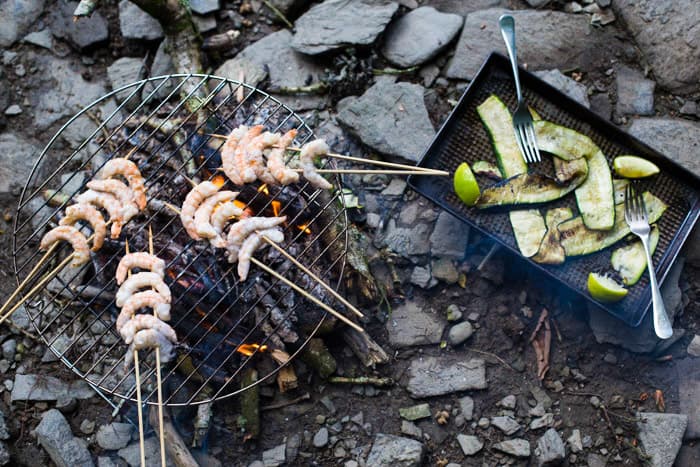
[640,236,673,339]
[499,15,523,103]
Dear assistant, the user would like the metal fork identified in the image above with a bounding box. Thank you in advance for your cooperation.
[498,14,541,164]
[624,183,673,339]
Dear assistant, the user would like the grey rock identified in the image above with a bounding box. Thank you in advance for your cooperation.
[399,403,431,421]
[614,0,699,92]
[381,219,432,257]
[10,306,31,331]
[456,434,483,456]
[1,340,15,361]
[42,334,73,362]
[407,357,487,397]
[499,395,517,410]
[97,458,118,467]
[35,409,94,467]
[33,56,106,130]
[446,304,463,322]
[141,41,176,101]
[366,212,381,229]
[381,7,463,68]
[291,0,399,55]
[96,423,133,450]
[190,0,219,15]
[429,212,468,259]
[458,396,474,420]
[118,0,164,40]
[565,2,583,14]
[535,428,566,466]
[337,80,434,162]
[0,0,45,47]
[80,419,95,435]
[366,434,425,467]
[381,178,407,196]
[447,321,473,346]
[192,15,217,33]
[446,8,611,80]
[567,429,583,453]
[386,300,444,348]
[11,374,94,402]
[2,51,18,66]
[4,104,22,116]
[118,438,162,467]
[534,69,590,108]
[531,413,554,430]
[477,417,490,428]
[637,412,687,466]
[262,444,285,467]
[587,453,607,467]
[590,93,612,120]
[0,412,8,440]
[313,427,329,448]
[492,416,521,435]
[688,335,700,357]
[215,30,323,91]
[0,133,41,194]
[587,257,685,353]
[676,444,700,467]
[493,438,531,458]
[108,57,146,91]
[410,266,433,289]
[677,358,700,439]
[0,441,9,466]
[23,29,53,49]
[616,66,655,115]
[285,433,301,464]
[628,118,700,179]
[680,101,698,116]
[51,0,108,49]
[431,258,459,284]
[401,420,422,438]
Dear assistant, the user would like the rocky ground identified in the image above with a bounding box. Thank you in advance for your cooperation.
[0,0,699,466]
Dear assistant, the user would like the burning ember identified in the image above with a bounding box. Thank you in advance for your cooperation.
[236,343,268,356]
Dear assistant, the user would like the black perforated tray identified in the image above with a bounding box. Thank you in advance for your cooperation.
[408,52,700,326]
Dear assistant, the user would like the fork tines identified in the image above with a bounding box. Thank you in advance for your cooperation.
[515,122,541,163]
[624,182,649,224]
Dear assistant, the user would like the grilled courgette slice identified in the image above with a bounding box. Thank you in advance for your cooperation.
[559,192,667,256]
[510,210,548,258]
[476,168,587,208]
[471,160,502,179]
[535,121,615,231]
[611,226,660,285]
[532,207,574,265]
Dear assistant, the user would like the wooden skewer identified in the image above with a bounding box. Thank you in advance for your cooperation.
[125,240,147,467]
[292,168,448,176]
[250,257,364,333]
[148,227,167,467]
[206,133,446,175]
[261,235,364,319]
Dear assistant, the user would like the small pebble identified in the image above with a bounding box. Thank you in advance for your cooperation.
[80,419,95,435]
[315,415,326,424]
[4,105,21,116]
[313,427,329,448]
[603,352,618,364]
[477,417,490,429]
[448,321,473,346]
[446,304,462,322]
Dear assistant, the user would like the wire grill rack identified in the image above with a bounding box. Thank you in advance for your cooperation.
[12,74,350,406]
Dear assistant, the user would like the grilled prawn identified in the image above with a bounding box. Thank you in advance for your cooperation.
[96,158,147,210]
[115,272,171,307]
[181,181,220,240]
[225,216,286,263]
[39,225,90,267]
[194,191,239,239]
[267,129,299,185]
[300,139,332,190]
[59,204,106,251]
[119,314,177,345]
[76,190,125,238]
[116,252,166,285]
[116,291,171,332]
[237,227,284,281]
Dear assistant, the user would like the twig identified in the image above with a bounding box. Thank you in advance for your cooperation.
[372,66,419,75]
[529,308,551,380]
[261,393,311,411]
[328,376,394,387]
[477,244,500,271]
[270,82,328,95]
[262,0,293,28]
[464,347,515,371]
[148,405,198,467]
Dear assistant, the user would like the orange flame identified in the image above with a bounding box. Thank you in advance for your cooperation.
[212,175,226,188]
[272,201,282,217]
[257,184,270,195]
[297,223,311,234]
[236,343,268,356]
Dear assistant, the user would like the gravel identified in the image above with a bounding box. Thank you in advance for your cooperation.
[688,335,700,357]
[492,416,522,435]
[399,403,431,421]
[35,409,94,467]
[615,65,655,115]
[447,321,473,346]
[386,300,444,348]
[637,412,688,466]
[534,428,566,466]
[456,434,483,456]
[380,7,463,68]
[312,427,329,448]
[458,396,474,420]
[337,79,435,163]
[291,0,399,55]
[493,438,531,458]
[406,357,487,397]
[23,29,53,49]
[190,0,219,15]
[96,423,133,450]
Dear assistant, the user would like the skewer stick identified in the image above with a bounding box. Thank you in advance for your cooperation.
[292,168,448,176]
[125,240,147,467]
[148,226,167,467]
[261,235,364,319]
[249,257,364,333]
[206,133,447,175]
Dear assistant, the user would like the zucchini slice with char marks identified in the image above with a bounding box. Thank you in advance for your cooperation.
[472,160,502,179]
[559,192,667,257]
[611,226,660,285]
[510,210,547,258]
[532,207,574,265]
[534,120,615,231]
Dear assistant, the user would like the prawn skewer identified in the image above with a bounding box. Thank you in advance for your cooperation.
[96,158,147,210]
[59,204,107,251]
[180,181,220,240]
[193,191,239,240]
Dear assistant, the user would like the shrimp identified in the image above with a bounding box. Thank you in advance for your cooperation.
[210,202,243,237]
[180,181,220,240]
[116,252,166,285]
[225,216,286,263]
[59,203,107,251]
[119,314,177,345]
[124,328,176,370]
[39,225,90,267]
[234,125,263,183]
[116,290,171,332]
[237,227,284,281]
[248,131,280,185]
[76,190,124,238]
[86,179,140,221]
[267,129,299,185]
[115,272,171,307]
[221,126,249,185]
[193,191,239,239]
[300,139,332,189]
[96,158,147,210]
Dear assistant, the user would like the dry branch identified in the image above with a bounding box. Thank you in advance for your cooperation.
[342,327,389,367]
[148,405,198,467]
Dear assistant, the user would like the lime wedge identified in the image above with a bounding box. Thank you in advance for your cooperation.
[613,155,660,178]
[587,272,628,303]
[453,162,480,206]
